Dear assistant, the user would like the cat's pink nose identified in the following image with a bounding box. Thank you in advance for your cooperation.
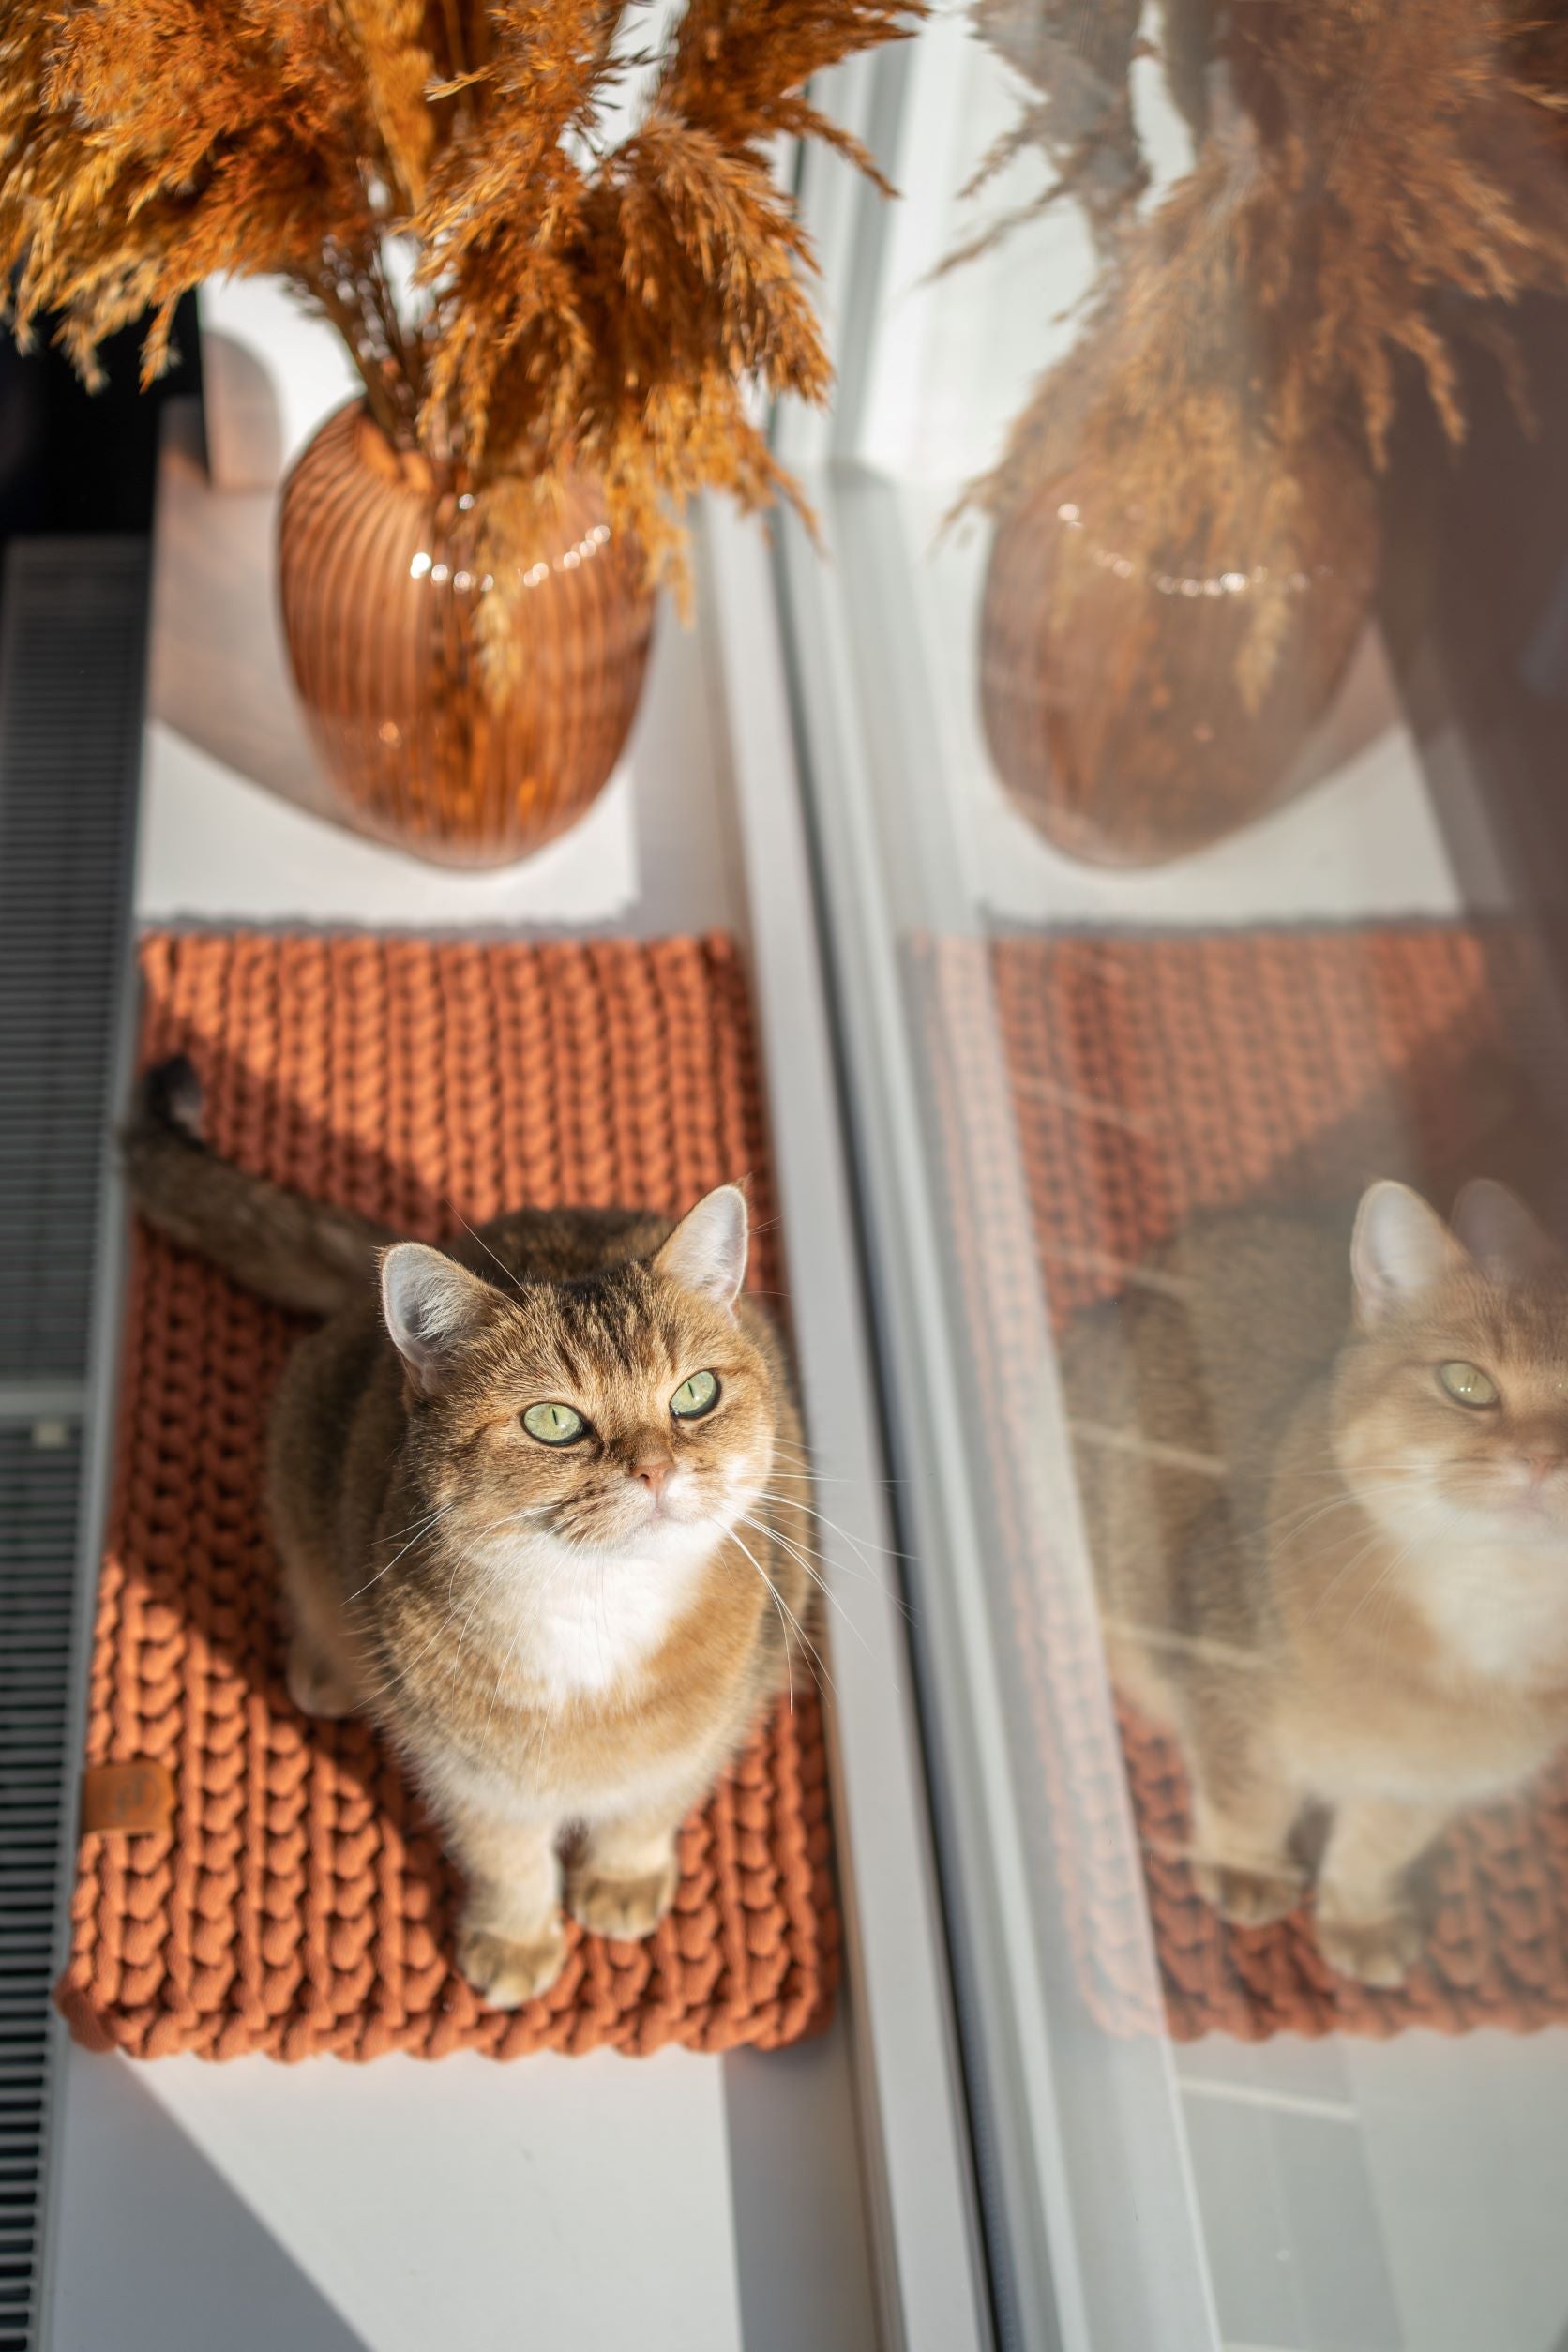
[634,1457,672,1500]
[1520,1455,1560,1485]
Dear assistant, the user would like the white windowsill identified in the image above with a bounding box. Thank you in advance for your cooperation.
[45,406,922,2352]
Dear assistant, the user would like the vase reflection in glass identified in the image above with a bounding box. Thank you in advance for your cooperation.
[977,424,1379,868]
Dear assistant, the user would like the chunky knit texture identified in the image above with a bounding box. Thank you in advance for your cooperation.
[923,922,1568,2039]
[57,931,837,2061]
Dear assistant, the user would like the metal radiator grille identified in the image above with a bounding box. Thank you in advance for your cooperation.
[0,1428,83,2352]
[0,548,146,1394]
[0,540,147,2352]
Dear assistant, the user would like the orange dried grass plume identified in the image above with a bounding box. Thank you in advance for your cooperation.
[0,0,923,644]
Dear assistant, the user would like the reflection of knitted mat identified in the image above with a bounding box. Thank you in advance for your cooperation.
[925,924,1568,2040]
[58,932,837,2061]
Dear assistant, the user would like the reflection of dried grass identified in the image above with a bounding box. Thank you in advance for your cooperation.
[1,0,924,662]
[972,2,1568,703]
[958,0,1146,262]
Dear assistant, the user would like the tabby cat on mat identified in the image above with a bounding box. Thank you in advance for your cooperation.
[1064,1176,1568,1986]
[125,1057,811,2008]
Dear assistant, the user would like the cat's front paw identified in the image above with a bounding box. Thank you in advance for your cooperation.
[457,1916,567,2008]
[1191,1859,1302,1929]
[566,1858,678,1942]
[1314,1901,1423,1988]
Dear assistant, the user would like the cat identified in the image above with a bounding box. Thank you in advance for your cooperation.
[123,1055,812,2009]
[1062,1175,1568,1987]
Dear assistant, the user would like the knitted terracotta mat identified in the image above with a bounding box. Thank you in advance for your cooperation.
[57,931,837,2062]
[918,921,1568,2041]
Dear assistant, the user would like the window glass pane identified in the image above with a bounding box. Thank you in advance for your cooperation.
[788,12,1568,2347]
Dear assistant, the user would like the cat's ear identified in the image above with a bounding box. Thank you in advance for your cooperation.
[654,1184,748,1311]
[380,1244,497,1395]
[1451,1179,1560,1284]
[1351,1182,1468,1325]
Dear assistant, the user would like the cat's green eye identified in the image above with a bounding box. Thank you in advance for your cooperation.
[670,1370,720,1421]
[522,1400,589,1445]
[1438,1361,1499,1410]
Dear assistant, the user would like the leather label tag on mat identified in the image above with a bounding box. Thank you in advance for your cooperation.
[80,1761,175,1837]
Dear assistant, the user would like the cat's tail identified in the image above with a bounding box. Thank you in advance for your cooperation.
[121,1056,395,1316]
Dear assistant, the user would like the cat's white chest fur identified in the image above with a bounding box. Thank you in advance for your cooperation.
[1413,1534,1568,1682]
[474,1527,712,1701]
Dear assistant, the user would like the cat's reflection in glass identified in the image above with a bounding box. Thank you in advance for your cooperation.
[1066,1179,1568,1986]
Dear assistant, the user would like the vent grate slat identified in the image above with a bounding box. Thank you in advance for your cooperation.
[0,1433,83,2352]
[0,538,147,2352]
[0,545,145,1394]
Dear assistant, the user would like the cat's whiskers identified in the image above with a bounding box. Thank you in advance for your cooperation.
[351,1548,516,1709]
[741,1506,915,1634]
[453,1566,512,1675]
[757,1469,856,1485]
[344,1500,459,1602]
[441,1503,547,1608]
[1256,1491,1371,1551]
[1336,1532,1422,1639]
[768,1439,837,1472]
[766,1443,900,1494]
[736,1513,880,1659]
[750,1488,910,1567]
[442,1200,527,1297]
[380,1554,508,1686]
[1285,1455,1427,1480]
[369,1516,529,1691]
[721,1512,847,1709]
[1306,1524,1400,1622]
[764,1448,890,1493]
[762,1444,861,1487]
[708,1515,797,1711]
[381,1500,460,1541]
[1304,1479,1444,1625]
[1258,1466,1425,1552]
[743,1508,902,1596]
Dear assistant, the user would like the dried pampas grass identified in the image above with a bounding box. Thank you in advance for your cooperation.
[1,0,924,671]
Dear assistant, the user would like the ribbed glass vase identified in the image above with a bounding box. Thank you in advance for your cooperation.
[277,401,656,868]
[977,427,1378,867]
